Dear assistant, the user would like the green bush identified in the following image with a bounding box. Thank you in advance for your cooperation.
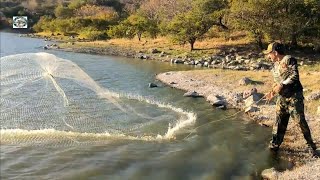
[80,27,107,40]
[33,16,54,32]
[107,23,129,38]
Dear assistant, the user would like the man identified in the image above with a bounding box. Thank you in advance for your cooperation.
[263,42,318,156]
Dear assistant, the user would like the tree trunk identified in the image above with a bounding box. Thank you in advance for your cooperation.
[257,36,263,50]
[189,38,196,51]
[290,34,298,47]
[253,31,263,49]
[137,32,142,41]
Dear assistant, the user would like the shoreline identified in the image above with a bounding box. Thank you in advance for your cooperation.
[155,70,320,179]
[14,33,320,179]
[57,45,319,179]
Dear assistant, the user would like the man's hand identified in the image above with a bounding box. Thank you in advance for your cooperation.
[264,91,275,103]
[272,84,283,94]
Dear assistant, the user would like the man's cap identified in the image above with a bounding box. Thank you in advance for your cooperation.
[263,42,284,54]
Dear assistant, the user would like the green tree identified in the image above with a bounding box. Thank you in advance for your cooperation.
[54,4,74,19]
[107,23,130,38]
[109,14,156,40]
[229,0,274,49]
[268,0,320,47]
[229,0,320,48]
[33,16,54,32]
[127,14,149,41]
[68,0,87,10]
[168,0,227,51]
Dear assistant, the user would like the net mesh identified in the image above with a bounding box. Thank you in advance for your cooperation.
[1,53,196,144]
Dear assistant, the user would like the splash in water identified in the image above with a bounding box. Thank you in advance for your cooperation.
[0,53,196,145]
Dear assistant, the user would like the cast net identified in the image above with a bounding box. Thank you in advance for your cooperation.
[0,53,196,145]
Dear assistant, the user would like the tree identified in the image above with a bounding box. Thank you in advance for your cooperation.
[68,0,87,10]
[168,0,227,51]
[54,4,74,19]
[126,14,150,41]
[229,0,320,48]
[75,4,118,20]
[267,0,320,47]
[229,0,274,49]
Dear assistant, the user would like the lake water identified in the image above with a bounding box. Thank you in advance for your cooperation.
[0,32,275,179]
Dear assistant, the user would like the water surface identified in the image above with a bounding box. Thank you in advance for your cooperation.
[0,32,274,179]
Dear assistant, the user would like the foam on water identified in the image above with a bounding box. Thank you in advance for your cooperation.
[0,52,196,145]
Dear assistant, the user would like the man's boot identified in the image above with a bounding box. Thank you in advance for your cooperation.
[309,143,319,158]
[269,143,280,152]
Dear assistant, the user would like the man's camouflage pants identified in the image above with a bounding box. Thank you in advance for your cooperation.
[271,92,316,149]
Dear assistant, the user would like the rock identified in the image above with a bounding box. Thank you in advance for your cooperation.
[233,66,247,71]
[261,168,278,180]
[206,95,226,106]
[174,59,184,64]
[148,83,158,88]
[203,61,209,67]
[251,62,262,69]
[239,77,252,86]
[229,48,237,53]
[149,48,159,54]
[236,55,244,61]
[225,55,232,62]
[137,53,148,59]
[43,46,48,50]
[170,82,177,84]
[260,63,272,70]
[306,91,320,101]
[216,105,227,110]
[227,61,239,66]
[183,91,203,97]
[211,60,220,65]
[243,88,258,99]
[211,55,223,61]
[244,59,251,64]
[245,94,260,103]
[244,105,259,113]
[142,55,149,59]
[231,93,243,103]
[244,94,260,112]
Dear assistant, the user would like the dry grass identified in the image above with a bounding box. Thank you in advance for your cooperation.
[278,159,320,180]
[59,32,254,57]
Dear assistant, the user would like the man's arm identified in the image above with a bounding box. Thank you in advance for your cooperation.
[281,57,299,85]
